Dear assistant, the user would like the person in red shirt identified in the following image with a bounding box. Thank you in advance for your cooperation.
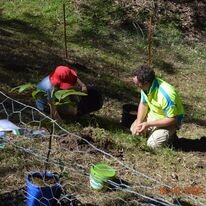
[36,65,87,115]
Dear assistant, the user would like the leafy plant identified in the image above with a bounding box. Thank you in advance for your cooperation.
[12,83,47,100]
[11,82,87,178]
[11,83,35,93]
[54,89,87,105]
[57,159,69,179]
[11,83,87,107]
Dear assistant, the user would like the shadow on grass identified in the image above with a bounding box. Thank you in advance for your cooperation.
[0,18,54,44]
[65,103,138,132]
[172,136,206,152]
[154,60,176,75]
[0,17,137,103]
[0,187,84,206]
[0,17,62,67]
[66,113,127,132]
[108,177,130,191]
[183,103,206,127]
[184,117,206,127]
[0,167,17,178]
[0,187,25,206]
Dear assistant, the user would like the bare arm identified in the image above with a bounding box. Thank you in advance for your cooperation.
[77,78,87,92]
[147,117,176,127]
[131,101,176,135]
[136,102,148,124]
[137,117,176,133]
[131,102,148,135]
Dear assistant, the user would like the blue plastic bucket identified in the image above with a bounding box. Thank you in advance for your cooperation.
[26,172,61,206]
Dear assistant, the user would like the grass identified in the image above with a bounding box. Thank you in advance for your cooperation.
[0,0,206,205]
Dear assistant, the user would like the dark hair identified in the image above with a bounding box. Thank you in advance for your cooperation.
[132,64,155,84]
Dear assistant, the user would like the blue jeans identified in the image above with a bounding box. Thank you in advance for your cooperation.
[35,76,53,112]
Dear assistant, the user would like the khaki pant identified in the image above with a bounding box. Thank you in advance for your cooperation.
[130,113,177,149]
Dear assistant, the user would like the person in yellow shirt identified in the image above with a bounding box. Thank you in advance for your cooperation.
[130,64,184,149]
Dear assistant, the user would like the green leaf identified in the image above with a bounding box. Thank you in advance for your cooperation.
[55,101,71,106]
[32,89,47,100]
[54,89,87,102]
[62,171,69,178]
[11,83,35,93]
[58,159,65,173]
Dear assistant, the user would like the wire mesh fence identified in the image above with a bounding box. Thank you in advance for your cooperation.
[0,91,205,206]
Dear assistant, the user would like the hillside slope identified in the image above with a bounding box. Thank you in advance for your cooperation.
[0,1,206,205]
[115,0,206,41]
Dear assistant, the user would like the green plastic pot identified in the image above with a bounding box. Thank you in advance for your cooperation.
[90,163,116,190]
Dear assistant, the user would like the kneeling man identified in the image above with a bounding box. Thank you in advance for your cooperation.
[130,65,184,149]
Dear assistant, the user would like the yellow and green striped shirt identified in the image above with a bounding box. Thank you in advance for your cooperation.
[140,78,184,126]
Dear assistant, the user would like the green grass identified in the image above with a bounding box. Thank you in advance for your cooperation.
[1,0,206,205]
[1,0,205,149]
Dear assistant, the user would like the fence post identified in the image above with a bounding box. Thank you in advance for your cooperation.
[63,3,68,58]
[148,16,153,66]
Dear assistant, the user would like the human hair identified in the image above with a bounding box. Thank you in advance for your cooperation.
[132,64,155,84]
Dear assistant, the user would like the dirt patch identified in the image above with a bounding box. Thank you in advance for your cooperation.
[57,128,124,159]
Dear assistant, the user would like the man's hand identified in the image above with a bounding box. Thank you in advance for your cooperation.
[136,122,149,133]
[131,121,149,135]
[131,122,142,135]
